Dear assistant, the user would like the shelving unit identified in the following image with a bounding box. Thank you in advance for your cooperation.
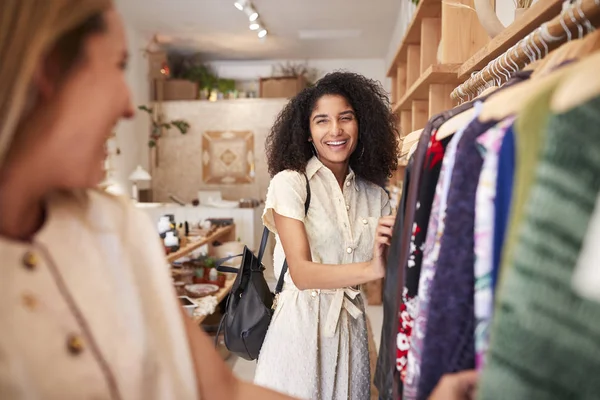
[457,0,564,80]
[388,0,491,136]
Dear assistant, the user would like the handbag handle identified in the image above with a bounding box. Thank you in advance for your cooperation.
[214,173,311,292]
[274,173,311,295]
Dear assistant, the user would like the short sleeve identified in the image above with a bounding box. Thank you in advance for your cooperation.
[262,170,308,235]
[381,187,392,216]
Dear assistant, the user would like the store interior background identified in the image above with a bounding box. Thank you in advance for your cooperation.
[108,0,534,381]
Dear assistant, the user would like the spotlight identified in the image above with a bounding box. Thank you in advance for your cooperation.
[249,12,258,21]
[258,29,267,38]
[250,23,260,30]
[234,1,244,11]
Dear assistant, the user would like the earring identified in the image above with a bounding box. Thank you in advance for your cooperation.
[355,142,365,159]
[310,141,319,157]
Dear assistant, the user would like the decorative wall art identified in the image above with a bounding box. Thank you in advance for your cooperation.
[202,131,255,184]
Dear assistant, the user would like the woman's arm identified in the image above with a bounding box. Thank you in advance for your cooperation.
[181,308,297,400]
[274,212,395,290]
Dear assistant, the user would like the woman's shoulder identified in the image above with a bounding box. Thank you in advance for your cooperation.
[61,189,151,234]
[269,169,307,190]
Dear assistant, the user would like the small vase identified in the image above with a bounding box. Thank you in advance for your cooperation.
[164,231,180,248]
[157,216,171,237]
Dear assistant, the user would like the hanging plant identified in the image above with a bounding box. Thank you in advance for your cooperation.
[138,105,191,148]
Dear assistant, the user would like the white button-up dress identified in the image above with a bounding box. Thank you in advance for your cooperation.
[254,157,391,400]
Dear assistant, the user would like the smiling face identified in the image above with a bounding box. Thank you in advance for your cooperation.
[26,8,133,189]
[309,94,358,170]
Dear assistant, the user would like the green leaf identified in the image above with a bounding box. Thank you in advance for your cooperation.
[138,105,153,114]
[148,139,156,147]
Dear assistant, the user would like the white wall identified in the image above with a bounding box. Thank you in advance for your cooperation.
[496,0,541,28]
[207,58,387,92]
[384,1,417,88]
[111,24,150,194]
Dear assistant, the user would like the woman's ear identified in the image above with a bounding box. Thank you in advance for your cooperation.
[31,53,62,101]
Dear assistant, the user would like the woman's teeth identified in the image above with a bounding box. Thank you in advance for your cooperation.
[326,140,348,146]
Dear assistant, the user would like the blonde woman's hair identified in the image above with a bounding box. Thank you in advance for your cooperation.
[0,0,112,167]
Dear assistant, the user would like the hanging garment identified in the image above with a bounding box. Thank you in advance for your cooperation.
[473,117,514,370]
[374,156,412,400]
[573,192,600,302]
[403,103,483,400]
[417,117,498,400]
[491,126,515,292]
[479,95,600,400]
[255,156,391,400]
[376,122,433,399]
[497,77,566,289]
[396,131,452,382]
[376,102,480,399]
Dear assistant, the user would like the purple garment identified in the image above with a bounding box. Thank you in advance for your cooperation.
[416,118,498,400]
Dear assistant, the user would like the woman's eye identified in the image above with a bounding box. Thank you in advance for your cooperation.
[317,119,327,124]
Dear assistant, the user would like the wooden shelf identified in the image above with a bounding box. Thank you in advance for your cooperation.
[393,63,461,113]
[386,0,442,77]
[166,225,235,263]
[457,0,564,80]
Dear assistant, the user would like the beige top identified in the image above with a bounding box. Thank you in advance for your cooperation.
[0,191,198,399]
[263,156,391,289]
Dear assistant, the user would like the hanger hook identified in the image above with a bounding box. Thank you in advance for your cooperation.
[568,5,584,39]
[499,53,513,80]
[494,55,510,83]
[507,45,520,73]
[521,40,535,64]
[559,9,573,41]
[524,34,540,62]
[576,0,595,34]
[537,28,550,56]
[531,34,543,59]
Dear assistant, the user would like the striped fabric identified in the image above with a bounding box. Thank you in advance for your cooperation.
[479,95,600,399]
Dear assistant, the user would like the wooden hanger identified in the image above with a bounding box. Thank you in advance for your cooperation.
[400,128,423,156]
[436,107,478,141]
[551,49,600,113]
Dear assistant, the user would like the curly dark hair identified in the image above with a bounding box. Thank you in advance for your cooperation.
[265,71,399,187]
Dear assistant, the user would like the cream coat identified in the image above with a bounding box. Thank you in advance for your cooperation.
[0,191,198,399]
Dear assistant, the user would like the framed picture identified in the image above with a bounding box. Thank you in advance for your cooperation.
[202,131,254,184]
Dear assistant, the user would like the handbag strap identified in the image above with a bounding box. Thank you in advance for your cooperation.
[274,172,311,294]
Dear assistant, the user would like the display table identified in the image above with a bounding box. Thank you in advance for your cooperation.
[166,225,236,263]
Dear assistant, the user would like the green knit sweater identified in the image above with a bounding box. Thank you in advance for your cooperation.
[480,94,600,399]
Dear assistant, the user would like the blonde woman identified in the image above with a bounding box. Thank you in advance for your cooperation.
[0,1,296,398]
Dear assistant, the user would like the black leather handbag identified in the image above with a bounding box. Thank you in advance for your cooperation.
[215,174,310,360]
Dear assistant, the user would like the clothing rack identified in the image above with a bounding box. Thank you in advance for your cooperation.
[451,0,600,103]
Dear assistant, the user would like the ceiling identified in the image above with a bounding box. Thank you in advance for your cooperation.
[117,0,401,60]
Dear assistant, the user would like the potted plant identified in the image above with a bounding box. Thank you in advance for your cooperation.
[138,105,190,148]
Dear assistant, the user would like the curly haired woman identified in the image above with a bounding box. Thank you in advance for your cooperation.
[253,72,399,399]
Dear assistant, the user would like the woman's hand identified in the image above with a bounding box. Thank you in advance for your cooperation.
[371,215,395,279]
[428,370,479,400]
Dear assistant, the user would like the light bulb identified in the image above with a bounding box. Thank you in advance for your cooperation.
[258,29,267,38]
[234,1,244,10]
[249,23,260,30]
[249,12,258,21]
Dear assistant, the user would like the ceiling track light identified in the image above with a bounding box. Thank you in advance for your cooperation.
[233,0,247,11]
[235,1,268,39]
